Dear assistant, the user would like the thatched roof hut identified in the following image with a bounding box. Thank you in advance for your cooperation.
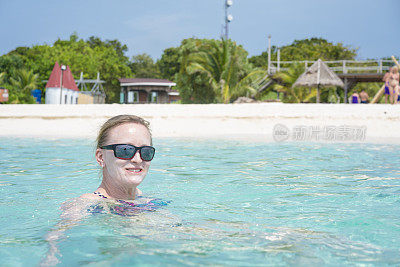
[293,59,344,103]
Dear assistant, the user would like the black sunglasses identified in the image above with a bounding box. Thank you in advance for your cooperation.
[101,144,155,161]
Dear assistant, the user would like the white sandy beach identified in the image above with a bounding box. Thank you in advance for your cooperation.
[0,103,399,143]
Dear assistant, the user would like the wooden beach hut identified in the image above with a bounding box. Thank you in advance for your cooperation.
[119,78,179,104]
[293,59,344,103]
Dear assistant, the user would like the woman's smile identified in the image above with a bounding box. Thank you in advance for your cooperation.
[125,167,143,174]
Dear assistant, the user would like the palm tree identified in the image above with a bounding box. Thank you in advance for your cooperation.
[0,72,5,86]
[9,69,38,103]
[272,63,316,103]
[10,69,38,93]
[185,39,266,103]
[327,87,341,103]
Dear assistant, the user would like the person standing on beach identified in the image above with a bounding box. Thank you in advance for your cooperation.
[388,66,399,104]
[359,90,369,104]
[350,91,360,104]
[383,69,391,104]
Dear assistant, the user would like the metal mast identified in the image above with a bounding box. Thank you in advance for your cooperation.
[224,0,233,39]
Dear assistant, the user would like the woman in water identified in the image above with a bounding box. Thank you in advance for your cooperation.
[42,115,159,266]
[82,114,155,202]
[80,114,164,216]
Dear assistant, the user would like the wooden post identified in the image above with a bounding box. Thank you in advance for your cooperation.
[392,56,400,68]
[316,60,320,103]
[267,35,271,74]
[277,48,280,72]
[371,85,385,104]
[379,60,382,73]
[344,78,348,103]
[343,60,347,74]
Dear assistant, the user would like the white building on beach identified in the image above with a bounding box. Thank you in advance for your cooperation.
[45,62,79,104]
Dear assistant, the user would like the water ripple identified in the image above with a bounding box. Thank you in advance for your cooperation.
[1,138,400,265]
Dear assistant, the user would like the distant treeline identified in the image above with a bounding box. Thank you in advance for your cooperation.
[0,33,385,104]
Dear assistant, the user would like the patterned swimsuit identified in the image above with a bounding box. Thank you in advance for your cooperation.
[87,192,170,216]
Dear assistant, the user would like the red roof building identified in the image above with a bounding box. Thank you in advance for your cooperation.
[45,62,79,91]
[45,62,79,104]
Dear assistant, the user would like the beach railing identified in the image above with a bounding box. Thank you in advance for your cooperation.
[268,59,396,74]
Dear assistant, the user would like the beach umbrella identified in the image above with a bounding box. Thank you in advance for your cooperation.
[293,59,344,103]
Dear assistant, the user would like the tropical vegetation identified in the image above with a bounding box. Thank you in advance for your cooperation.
[8,69,38,103]
[178,38,265,103]
[249,38,358,68]
[268,63,316,103]
[0,34,391,104]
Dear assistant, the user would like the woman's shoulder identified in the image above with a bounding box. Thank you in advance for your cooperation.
[59,194,101,219]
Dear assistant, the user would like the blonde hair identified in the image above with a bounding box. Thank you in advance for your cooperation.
[96,115,152,148]
[392,66,399,73]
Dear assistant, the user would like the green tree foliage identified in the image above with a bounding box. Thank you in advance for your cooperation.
[271,63,344,104]
[250,38,358,103]
[87,36,128,58]
[175,38,216,103]
[0,72,5,86]
[0,35,367,104]
[249,38,357,68]
[8,69,38,104]
[325,87,342,103]
[5,33,132,103]
[280,38,357,61]
[178,38,265,103]
[0,53,25,84]
[271,63,317,103]
[157,47,181,81]
[249,46,278,69]
[129,53,161,78]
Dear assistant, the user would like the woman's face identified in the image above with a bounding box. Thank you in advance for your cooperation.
[97,123,152,187]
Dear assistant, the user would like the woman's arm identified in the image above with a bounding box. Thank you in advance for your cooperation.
[40,195,98,266]
[383,73,389,82]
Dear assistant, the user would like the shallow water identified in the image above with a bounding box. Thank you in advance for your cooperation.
[1,137,400,266]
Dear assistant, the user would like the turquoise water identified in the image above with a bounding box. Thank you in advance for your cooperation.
[1,137,400,266]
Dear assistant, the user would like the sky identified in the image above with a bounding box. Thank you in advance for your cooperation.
[0,0,399,60]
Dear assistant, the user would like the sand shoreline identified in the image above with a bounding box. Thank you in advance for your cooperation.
[0,103,399,143]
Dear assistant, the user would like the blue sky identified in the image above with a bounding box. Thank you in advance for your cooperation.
[0,0,398,60]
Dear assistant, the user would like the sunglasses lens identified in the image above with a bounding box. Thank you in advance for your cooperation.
[115,145,136,159]
[140,147,155,161]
